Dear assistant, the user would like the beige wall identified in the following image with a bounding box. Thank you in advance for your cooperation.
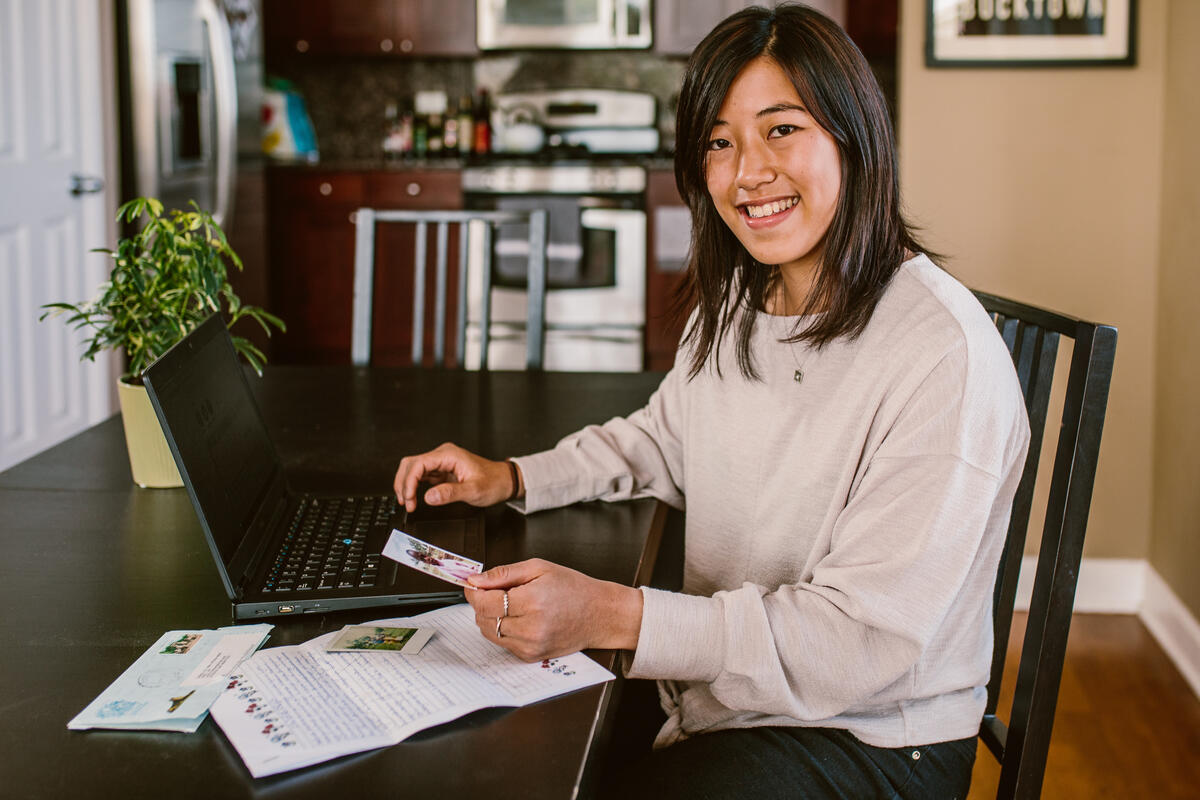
[1151,0,1200,616]
[898,0,1167,568]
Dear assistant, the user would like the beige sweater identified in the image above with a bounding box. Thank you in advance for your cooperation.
[513,255,1030,749]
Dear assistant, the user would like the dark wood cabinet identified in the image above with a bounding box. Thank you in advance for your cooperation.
[403,0,477,55]
[267,167,463,366]
[267,170,364,364]
[264,0,476,61]
[645,169,690,371]
[364,171,465,367]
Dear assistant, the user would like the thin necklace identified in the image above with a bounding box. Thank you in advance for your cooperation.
[771,278,808,385]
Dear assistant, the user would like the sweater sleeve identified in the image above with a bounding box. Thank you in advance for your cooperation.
[627,351,1029,722]
[509,362,689,514]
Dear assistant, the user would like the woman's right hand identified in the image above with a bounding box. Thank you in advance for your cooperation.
[393,443,520,512]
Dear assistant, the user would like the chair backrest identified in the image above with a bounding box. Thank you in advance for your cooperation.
[972,290,1117,799]
[351,208,548,369]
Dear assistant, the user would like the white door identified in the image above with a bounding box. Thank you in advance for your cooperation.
[0,0,116,473]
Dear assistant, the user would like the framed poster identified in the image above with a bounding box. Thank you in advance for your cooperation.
[926,0,1137,67]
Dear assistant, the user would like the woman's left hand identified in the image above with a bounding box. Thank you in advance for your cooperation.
[464,559,643,662]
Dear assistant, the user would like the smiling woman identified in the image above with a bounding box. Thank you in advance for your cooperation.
[390,5,1031,800]
[702,57,843,311]
[673,1,923,379]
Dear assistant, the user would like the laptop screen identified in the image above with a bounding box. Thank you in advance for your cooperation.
[144,315,280,567]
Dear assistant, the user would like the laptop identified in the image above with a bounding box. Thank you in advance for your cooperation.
[142,314,484,620]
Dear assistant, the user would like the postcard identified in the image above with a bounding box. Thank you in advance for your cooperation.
[326,625,434,655]
[68,624,273,733]
[382,529,483,588]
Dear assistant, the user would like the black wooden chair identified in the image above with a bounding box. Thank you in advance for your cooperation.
[972,290,1118,799]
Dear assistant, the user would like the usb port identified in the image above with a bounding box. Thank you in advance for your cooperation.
[277,605,296,613]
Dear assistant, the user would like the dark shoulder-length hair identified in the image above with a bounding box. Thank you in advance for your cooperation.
[674,2,931,380]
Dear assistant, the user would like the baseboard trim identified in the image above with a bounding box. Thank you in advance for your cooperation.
[1013,556,1145,613]
[1014,556,1200,698]
[1140,566,1200,699]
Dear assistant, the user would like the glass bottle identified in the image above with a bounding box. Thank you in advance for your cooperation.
[473,88,492,155]
[457,94,474,156]
[427,112,443,156]
[382,101,402,160]
[443,100,459,155]
[413,112,429,159]
[398,99,414,158]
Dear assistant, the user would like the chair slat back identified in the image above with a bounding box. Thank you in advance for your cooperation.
[972,291,1117,800]
[351,208,548,369]
[982,313,1059,719]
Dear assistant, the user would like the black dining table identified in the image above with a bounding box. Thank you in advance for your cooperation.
[0,366,675,799]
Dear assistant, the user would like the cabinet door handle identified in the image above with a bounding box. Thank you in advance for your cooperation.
[380,38,394,52]
[319,182,333,196]
[399,39,413,53]
[295,39,309,53]
[406,182,421,197]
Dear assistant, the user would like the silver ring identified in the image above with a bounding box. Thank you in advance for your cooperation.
[502,590,510,618]
[495,616,504,639]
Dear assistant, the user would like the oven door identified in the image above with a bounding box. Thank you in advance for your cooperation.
[468,205,645,327]
[464,205,646,371]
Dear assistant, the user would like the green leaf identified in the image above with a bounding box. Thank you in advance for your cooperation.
[37,195,286,379]
[250,308,287,334]
[231,336,266,376]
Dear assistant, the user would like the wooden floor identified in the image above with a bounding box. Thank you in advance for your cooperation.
[967,613,1200,799]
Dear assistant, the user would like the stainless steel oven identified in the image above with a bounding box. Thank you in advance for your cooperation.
[477,0,652,50]
[462,164,646,371]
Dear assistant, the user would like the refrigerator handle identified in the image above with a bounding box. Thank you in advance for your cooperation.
[199,0,237,227]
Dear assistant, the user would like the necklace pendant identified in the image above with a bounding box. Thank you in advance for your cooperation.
[793,369,804,384]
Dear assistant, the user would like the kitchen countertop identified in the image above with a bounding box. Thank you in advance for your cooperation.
[266,154,678,172]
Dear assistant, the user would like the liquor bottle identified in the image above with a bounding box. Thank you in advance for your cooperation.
[427,112,444,156]
[457,94,474,156]
[398,99,414,157]
[381,101,402,160]
[412,91,447,161]
[413,112,428,159]
[473,88,492,155]
[443,99,459,155]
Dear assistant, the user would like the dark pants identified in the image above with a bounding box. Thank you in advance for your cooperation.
[596,679,977,800]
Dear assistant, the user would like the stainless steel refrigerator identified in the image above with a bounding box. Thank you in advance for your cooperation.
[115,0,269,317]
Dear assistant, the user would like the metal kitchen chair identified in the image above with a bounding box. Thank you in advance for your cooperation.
[351,208,548,369]
[972,290,1117,799]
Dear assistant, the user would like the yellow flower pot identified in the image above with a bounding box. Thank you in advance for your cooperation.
[116,379,183,488]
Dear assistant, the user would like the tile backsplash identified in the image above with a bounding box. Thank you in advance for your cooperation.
[274,53,686,161]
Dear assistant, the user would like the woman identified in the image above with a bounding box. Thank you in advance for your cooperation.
[394,4,1029,798]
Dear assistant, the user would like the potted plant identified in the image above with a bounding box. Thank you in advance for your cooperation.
[41,197,285,488]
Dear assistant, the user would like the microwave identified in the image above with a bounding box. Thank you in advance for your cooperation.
[477,0,652,50]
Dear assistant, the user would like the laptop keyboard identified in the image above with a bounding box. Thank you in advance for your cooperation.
[262,495,396,593]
